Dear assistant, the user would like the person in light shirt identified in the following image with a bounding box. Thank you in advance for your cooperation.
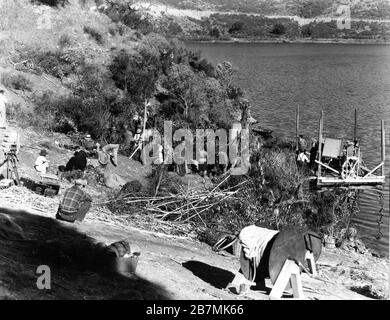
[34,149,50,174]
[297,150,309,163]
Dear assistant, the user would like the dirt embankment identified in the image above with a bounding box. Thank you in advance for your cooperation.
[1,201,387,300]
[0,126,388,300]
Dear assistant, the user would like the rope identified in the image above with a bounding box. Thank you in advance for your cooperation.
[212,234,238,252]
[376,187,385,240]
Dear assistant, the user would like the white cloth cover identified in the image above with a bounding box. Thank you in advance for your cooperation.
[239,225,279,261]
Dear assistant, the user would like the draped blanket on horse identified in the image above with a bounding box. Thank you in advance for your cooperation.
[238,225,279,282]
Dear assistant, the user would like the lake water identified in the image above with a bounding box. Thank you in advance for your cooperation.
[185,42,390,257]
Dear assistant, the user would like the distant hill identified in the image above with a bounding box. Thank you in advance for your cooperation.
[148,0,390,20]
[135,0,390,42]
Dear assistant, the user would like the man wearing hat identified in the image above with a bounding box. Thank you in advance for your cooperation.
[34,149,50,174]
[297,134,307,153]
[0,88,8,128]
[56,179,92,223]
[96,150,127,189]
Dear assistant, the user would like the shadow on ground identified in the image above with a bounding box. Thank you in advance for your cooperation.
[183,260,235,289]
[0,207,170,300]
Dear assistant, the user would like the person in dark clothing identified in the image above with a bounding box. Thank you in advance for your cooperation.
[58,150,88,181]
[309,138,319,170]
[66,150,87,172]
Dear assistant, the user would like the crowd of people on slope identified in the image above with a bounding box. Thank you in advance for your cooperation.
[29,115,234,224]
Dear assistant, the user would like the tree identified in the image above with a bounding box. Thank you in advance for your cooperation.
[209,27,221,38]
[229,21,245,34]
[104,0,153,34]
[109,48,160,106]
[270,23,286,36]
[301,25,313,37]
[161,64,205,120]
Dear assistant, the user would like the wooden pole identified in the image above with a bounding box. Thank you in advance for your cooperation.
[317,110,323,179]
[381,120,385,177]
[354,109,357,142]
[296,105,300,152]
[142,99,148,140]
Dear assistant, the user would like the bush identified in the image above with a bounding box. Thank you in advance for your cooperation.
[104,0,154,34]
[209,27,221,38]
[228,21,244,34]
[5,102,34,128]
[83,26,105,45]
[58,34,72,48]
[301,25,312,37]
[1,73,32,91]
[167,21,183,36]
[23,48,86,79]
[270,23,286,35]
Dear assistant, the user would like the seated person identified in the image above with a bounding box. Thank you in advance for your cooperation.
[34,149,49,174]
[58,150,88,181]
[56,179,92,223]
[60,149,87,172]
[297,150,309,164]
[82,134,98,157]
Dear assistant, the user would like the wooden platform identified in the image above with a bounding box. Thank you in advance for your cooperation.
[317,175,386,188]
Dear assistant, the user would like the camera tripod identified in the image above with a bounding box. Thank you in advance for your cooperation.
[0,152,20,185]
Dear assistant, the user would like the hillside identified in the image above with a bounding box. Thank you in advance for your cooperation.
[144,0,390,19]
[134,0,390,42]
[0,125,388,300]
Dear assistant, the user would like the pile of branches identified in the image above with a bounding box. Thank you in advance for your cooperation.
[107,175,246,225]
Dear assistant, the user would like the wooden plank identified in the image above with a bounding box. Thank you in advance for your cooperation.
[363,162,384,178]
[318,110,323,179]
[381,120,385,177]
[317,176,385,188]
[269,259,304,300]
[315,160,339,175]
[354,109,357,142]
[296,105,299,152]
[291,273,305,299]
[305,251,318,277]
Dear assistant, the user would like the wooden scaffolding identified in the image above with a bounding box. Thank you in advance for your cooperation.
[296,107,386,189]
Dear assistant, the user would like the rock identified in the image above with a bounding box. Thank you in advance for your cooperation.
[355,239,368,254]
[370,249,381,258]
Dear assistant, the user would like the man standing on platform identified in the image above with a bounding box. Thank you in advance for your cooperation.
[298,134,307,153]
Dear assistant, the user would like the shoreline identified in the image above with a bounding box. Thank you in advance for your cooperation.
[183,37,390,45]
